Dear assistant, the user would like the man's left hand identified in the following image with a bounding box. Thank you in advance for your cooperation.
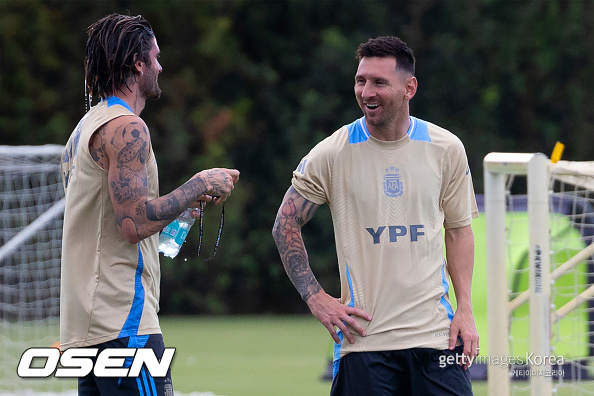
[448,307,479,370]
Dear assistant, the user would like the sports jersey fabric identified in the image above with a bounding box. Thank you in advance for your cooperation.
[60,97,161,349]
[291,116,479,361]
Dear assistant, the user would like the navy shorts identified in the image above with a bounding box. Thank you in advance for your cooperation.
[78,334,173,396]
[331,346,472,396]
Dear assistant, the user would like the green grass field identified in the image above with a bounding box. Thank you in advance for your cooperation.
[161,315,332,396]
[161,315,594,396]
[6,315,594,395]
[159,315,489,396]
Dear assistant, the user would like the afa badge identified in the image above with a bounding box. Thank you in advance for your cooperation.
[383,166,403,198]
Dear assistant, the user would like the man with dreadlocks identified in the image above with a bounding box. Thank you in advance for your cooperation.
[60,14,239,395]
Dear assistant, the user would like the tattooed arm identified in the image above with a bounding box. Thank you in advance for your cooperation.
[91,115,239,244]
[272,186,371,344]
[272,186,322,300]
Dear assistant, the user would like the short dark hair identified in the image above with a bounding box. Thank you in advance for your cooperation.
[85,14,155,102]
[355,36,415,76]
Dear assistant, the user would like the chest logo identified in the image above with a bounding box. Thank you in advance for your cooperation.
[383,167,403,198]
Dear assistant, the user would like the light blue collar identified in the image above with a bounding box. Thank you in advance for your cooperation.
[104,96,133,113]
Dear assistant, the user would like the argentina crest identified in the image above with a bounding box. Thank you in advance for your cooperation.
[383,166,403,198]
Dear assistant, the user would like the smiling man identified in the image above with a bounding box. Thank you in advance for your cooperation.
[273,36,479,395]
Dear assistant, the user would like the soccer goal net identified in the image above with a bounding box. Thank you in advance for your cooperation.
[484,153,594,396]
[0,145,75,393]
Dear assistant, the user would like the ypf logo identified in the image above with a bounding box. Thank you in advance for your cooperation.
[383,167,403,198]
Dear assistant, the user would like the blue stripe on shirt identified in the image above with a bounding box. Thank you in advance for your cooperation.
[118,245,146,338]
[346,116,431,143]
[333,264,355,379]
[440,260,455,321]
[346,117,370,144]
[106,96,134,113]
[408,116,431,142]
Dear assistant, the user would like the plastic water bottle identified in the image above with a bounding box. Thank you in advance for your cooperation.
[158,208,196,258]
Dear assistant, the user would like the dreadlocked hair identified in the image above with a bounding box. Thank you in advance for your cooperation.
[84,14,154,104]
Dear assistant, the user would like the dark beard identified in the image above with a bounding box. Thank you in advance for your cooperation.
[140,75,161,101]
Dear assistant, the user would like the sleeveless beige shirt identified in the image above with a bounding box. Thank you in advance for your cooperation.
[60,98,160,349]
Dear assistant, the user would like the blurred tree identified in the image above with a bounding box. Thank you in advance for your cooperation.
[1,0,593,314]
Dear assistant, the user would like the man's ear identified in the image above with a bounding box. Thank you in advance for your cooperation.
[404,76,418,100]
[133,54,143,76]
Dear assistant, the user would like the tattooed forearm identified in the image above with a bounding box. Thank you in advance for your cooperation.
[106,117,238,242]
[145,196,180,221]
[273,187,321,301]
[145,176,207,222]
[177,175,208,202]
[284,250,322,301]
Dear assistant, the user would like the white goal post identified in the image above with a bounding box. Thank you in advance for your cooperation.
[484,152,594,396]
[0,145,75,392]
